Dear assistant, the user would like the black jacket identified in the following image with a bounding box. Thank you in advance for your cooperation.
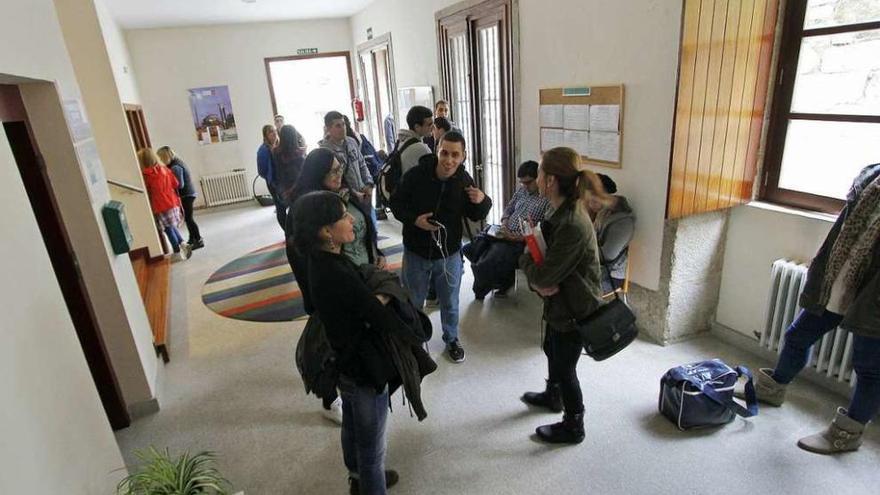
[285,194,383,315]
[390,154,492,260]
[308,250,401,391]
[359,265,436,420]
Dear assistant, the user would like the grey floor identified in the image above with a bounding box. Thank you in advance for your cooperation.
[115,203,879,495]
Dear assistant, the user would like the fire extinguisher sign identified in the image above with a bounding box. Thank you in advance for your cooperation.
[297,48,319,55]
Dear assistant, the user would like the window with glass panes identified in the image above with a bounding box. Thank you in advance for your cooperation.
[762,0,880,213]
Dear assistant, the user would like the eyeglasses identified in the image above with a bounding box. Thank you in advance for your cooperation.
[519,179,535,186]
[328,166,344,176]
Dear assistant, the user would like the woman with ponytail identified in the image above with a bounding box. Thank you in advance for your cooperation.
[519,147,610,444]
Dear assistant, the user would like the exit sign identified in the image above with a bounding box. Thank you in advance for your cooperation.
[297,48,318,55]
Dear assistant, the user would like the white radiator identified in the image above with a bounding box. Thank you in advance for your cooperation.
[200,169,250,207]
[760,259,855,386]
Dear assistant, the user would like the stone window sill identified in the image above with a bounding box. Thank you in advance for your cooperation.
[745,201,838,224]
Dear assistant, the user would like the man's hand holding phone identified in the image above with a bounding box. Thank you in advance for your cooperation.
[415,212,440,232]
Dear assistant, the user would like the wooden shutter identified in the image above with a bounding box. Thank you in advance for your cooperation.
[667,0,779,219]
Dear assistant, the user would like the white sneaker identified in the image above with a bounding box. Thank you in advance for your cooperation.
[322,397,343,425]
[179,243,192,260]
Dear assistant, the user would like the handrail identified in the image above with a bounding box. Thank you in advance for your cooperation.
[107,179,145,194]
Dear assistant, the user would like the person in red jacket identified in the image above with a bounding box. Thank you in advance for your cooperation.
[139,148,191,260]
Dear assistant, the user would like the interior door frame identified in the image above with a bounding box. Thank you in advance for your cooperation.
[1,84,130,430]
[264,51,356,119]
[436,0,518,207]
[357,33,399,150]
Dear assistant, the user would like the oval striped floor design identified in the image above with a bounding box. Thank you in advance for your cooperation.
[202,235,403,322]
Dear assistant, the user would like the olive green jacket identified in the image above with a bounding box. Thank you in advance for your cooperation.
[519,200,605,330]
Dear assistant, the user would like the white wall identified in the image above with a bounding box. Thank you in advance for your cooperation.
[0,128,124,495]
[716,204,834,337]
[0,2,125,491]
[350,0,681,290]
[57,0,163,257]
[126,19,354,204]
[1,0,157,416]
[95,0,141,104]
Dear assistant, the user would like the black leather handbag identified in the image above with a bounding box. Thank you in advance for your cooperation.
[562,259,638,361]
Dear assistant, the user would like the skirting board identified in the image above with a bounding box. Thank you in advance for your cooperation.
[128,397,160,419]
[710,321,852,399]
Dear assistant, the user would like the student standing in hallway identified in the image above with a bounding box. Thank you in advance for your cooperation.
[319,111,374,211]
[290,191,401,494]
[139,147,190,261]
[157,146,203,249]
[272,124,306,226]
[257,124,287,229]
[520,147,609,444]
[390,131,491,363]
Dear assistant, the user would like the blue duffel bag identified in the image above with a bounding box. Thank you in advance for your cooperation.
[658,359,758,430]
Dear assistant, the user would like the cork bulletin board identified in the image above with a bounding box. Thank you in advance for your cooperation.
[538,85,625,168]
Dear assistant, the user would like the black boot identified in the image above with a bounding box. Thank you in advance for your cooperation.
[349,470,399,494]
[521,380,563,412]
[536,412,585,444]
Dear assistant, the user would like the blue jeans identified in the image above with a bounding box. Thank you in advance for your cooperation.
[164,226,184,252]
[340,378,389,495]
[774,309,880,424]
[401,249,463,345]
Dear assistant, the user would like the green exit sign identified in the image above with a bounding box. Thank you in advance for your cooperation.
[297,48,319,55]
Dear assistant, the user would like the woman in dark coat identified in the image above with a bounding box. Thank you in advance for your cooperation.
[272,124,305,222]
[519,147,610,445]
[289,191,400,494]
[285,148,386,424]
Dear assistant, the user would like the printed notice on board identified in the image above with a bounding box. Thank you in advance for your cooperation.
[590,105,620,132]
[563,105,590,131]
[588,131,620,163]
[539,105,564,128]
[564,130,590,157]
[540,128,565,152]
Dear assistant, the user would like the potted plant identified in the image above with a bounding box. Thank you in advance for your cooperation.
[117,446,234,495]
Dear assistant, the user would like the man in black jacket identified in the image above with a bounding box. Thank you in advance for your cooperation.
[390,131,491,363]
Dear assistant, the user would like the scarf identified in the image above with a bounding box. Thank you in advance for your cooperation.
[819,175,880,306]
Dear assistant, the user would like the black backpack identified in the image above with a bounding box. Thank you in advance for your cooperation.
[378,137,420,204]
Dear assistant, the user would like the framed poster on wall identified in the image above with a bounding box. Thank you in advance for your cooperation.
[188,85,238,145]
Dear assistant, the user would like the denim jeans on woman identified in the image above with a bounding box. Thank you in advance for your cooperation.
[773,309,880,424]
[164,226,184,252]
[339,376,389,495]
[401,249,463,345]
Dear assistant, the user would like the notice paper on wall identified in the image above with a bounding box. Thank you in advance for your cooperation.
[540,105,564,128]
[540,128,566,152]
[564,130,590,157]
[590,105,620,132]
[563,105,590,131]
[588,131,620,163]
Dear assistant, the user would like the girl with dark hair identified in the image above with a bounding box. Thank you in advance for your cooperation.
[272,124,306,204]
[519,147,610,444]
[289,191,401,494]
[286,148,386,424]
[257,124,288,229]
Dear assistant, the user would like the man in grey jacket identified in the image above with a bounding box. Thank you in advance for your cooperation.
[739,163,880,455]
[319,111,374,207]
[396,106,434,176]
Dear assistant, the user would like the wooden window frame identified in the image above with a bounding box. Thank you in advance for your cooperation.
[357,33,398,152]
[264,51,356,118]
[760,1,880,213]
[436,0,517,209]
